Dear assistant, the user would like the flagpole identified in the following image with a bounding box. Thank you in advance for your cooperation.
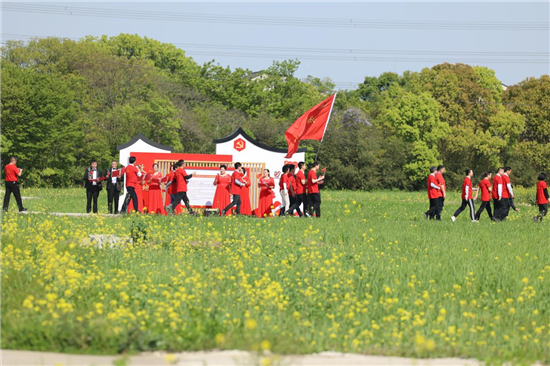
[314,92,337,162]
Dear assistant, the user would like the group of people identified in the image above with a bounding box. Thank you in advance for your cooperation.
[81,156,326,218]
[425,165,549,222]
[212,161,324,218]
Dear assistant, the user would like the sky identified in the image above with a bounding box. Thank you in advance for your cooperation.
[2,1,549,89]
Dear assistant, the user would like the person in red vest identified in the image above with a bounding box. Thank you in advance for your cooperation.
[475,171,493,221]
[451,169,477,222]
[287,162,308,217]
[534,172,548,222]
[166,159,195,215]
[256,169,275,218]
[121,156,144,213]
[307,161,325,218]
[222,163,245,216]
[424,166,442,220]
[240,167,252,216]
[492,167,504,220]
[3,156,26,212]
[213,164,231,216]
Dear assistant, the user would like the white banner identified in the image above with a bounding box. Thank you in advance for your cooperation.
[186,169,218,207]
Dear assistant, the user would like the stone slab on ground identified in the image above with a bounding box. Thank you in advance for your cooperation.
[1,349,484,366]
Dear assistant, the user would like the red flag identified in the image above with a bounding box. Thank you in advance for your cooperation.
[285,94,336,158]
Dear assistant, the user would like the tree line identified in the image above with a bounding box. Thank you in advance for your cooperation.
[1,34,549,190]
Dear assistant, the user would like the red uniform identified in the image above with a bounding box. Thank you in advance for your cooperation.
[462,176,473,200]
[435,172,445,198]
[537,181,548,205]
[256,177,275,218]
[213,173,231,215]
[427,174,439,199]
[279,173,289,191]
[502,174,511,198]
[240,175,252,215]
[307,169,319,194]
[288,173,296,196]
[230,171,242,195]
[125,165,140,188]
[4,164,19,182]
[296,170,306,195]
[175,168,189,193]
[492,174,503,199]
[479,178,491,202]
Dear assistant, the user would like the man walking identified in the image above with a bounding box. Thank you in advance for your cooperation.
[121,156,143,213]
[492,167,504,221]
[501,167,514,220]
[475,172,493,221]
[222,162,245,216]
[288,162,309,217]
[3,156,26,213]
[105,160,123,214]
[435,165,446,220]
[307,162,324,218]
[84,160,103,214]
[424,166,441,220]
[534,173,548,222]
[167,159,195,215]
[451,169,477,222]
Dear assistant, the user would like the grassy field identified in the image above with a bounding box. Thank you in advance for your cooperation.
[1,187,549,365]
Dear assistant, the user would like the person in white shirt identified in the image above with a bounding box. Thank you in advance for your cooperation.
[84,160,103,214]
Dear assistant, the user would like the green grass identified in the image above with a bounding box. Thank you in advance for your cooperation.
[1,188,549,365]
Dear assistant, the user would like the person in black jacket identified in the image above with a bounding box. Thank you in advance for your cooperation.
[84,160,103,214]
[105,160,124,214]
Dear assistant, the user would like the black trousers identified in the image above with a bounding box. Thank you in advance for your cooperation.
[475,201,493,220]
[500,198,511,220]
[301,193,309,214]
[308,193,321,218]
[288,194,304,217]
[453,199,476,220]
[426,198,439,220]
[122,186,139,213]
[86,186,101,213]
[223,194,241,215]
[3,181,24,211]
[436,197,445,220]
[107,186,121,214]
[171,191,193,213]
[493,198,502,220]
[537,204,548,219]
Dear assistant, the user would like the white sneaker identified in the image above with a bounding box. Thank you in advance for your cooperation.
[472,220,479,223]
[451,216,456,222]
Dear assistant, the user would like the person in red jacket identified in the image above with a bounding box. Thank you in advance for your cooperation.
[451,169,477,222]
[166,159,195,215]
[286,164,302,217]
[222,163,245,216]
[424,166,442,220]
[3,156,26,212]
[288,162,308,217]
[121,156,144,213]
[534,173,549,222]
[307,162,325,218]
[435,165,446,220]
[475,171,493,221]
[492,167,504,221]
[278,165,290,216]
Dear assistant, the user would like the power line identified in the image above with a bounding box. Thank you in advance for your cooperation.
[3,3,549,31]
[2,34,548,64]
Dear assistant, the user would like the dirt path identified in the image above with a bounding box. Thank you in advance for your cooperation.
[1,349,484,366]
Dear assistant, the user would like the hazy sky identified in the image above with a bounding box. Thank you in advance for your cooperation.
[2,1,549,89]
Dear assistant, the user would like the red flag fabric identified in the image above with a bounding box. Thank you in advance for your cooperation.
[285,94,336,158]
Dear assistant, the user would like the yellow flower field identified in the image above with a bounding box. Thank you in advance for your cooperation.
[1,188,549,365]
